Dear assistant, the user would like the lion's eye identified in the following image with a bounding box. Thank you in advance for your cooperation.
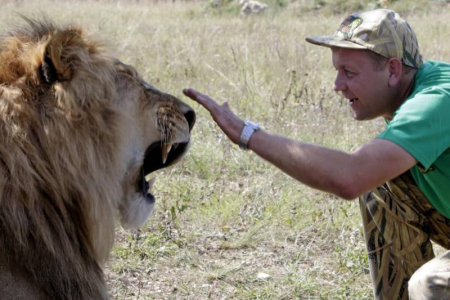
[142,82,161,95]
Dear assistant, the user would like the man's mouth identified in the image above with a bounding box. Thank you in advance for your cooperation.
[349,98,359,105]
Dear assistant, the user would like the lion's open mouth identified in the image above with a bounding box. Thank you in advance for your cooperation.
[137,140,190,203]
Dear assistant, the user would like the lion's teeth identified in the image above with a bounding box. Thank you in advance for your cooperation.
[147,177,156,194]
[145,174,152,182]
[161,143,172,164]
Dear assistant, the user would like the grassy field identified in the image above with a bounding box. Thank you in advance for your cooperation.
[1,0,450,299]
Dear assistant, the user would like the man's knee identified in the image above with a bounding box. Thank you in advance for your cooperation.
[408,268,426,299]
[409,262,450,300]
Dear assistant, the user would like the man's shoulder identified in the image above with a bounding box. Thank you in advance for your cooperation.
[416,60,450,83]
[409,60,450,100]
[421,60,450,70]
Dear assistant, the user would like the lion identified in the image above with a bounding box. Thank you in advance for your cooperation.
[0,18,195,299]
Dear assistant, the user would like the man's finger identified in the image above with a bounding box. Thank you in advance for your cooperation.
[183,88,213,103]
[183,88,219,111]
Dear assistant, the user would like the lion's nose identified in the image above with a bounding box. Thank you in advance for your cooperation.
[179,102,196,131]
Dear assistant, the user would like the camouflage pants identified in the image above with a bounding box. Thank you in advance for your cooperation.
[359,172,450,300]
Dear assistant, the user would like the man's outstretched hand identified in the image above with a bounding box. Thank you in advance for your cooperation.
[183,88,245,144]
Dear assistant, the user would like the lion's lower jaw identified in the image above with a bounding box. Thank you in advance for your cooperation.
[121,195,155,229]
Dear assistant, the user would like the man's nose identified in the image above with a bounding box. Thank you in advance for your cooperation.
[333,74,346,92]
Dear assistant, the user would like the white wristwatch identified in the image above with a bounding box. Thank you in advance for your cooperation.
[239,121,260,150]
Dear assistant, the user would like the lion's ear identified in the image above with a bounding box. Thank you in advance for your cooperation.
[41,51,59,84]
[40,30,83,84]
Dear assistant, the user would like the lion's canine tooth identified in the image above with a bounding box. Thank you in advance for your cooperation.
[161,143,172,164]
[145,174,153,182]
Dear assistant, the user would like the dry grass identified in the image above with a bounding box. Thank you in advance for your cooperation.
[1,0,450,299]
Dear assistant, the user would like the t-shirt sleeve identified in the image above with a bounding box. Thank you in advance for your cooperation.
[377,87,450,169]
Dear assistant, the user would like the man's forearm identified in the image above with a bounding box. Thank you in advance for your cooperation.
[247,129,417,199]
[247,129,372,199]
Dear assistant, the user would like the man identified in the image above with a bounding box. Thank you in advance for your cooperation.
[183,9,450,299]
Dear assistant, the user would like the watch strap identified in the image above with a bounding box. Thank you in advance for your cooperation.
[239,121,260,150]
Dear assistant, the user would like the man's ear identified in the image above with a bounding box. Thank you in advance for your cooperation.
[387,58,403,87]
[39,29,83,84]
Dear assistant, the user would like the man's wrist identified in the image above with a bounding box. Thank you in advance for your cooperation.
[239,121,260,150]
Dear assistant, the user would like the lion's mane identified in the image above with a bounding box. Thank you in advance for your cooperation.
[0,18,128,299]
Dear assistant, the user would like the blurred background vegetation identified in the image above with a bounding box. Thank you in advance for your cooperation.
[203,0,448,16]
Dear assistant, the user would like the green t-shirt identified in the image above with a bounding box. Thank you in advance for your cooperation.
[377,61,450,219]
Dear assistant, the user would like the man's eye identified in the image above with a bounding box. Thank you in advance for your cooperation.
[345,70,355,77]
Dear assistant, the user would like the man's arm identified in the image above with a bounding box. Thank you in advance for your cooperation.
[183,88,417,200]
[248,131,416,199]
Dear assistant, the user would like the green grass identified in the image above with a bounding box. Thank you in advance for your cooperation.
[1,0,450,298]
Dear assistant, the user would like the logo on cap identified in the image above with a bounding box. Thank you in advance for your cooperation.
[337,16,362,39]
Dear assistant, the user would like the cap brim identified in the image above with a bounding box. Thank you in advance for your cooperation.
[305,36,367,50]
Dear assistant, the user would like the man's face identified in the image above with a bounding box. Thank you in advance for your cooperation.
[332,48,394,121]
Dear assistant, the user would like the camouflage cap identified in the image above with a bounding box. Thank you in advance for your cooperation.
[305,9,423,68]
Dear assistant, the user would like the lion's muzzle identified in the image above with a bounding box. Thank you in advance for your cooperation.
[138,99,195,202]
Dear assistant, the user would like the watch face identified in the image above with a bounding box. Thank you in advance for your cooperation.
[245,121,260,130]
